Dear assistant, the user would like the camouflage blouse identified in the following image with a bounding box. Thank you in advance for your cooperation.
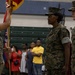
[45,25,70,70]
[0,37,3,64]
[71,27,75,73]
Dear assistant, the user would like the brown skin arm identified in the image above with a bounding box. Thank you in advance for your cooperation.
[15,52,21,57]
[0,4,11,31]
[63,42,71,75]
[25,51,28,60]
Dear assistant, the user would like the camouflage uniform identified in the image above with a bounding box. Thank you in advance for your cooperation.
[71,27,75,75]
[45,25,70,75]
[68,1,75,75]
[0,37,4,75]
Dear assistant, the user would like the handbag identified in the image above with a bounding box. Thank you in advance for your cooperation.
[14,60,19,66]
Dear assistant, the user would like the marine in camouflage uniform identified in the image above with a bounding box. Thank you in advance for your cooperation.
[45,25,70,75]
[0,37,4,75]
[71,27,75,75]
[45,7,71,75]
[0,3,12,75]
[68,1,75,75]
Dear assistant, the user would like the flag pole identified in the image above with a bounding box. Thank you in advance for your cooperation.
[5,0,24,75]
[7,0,12,47]
[7,0,12,75]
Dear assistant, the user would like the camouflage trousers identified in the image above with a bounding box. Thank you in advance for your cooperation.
[71,71,75,75]
[46,69,65,75]
[71,44,75,75]
[0,53,4,75]
[0,63,4,75]
[71,60,75,75]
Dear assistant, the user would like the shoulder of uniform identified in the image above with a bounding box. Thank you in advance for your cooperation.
[60,25,68,31]
[73,27,75,29]
[60,25,70,37]
[71,27,75,32]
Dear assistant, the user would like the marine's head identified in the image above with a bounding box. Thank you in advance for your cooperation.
[68,1,75,20]
[46,7,64,25]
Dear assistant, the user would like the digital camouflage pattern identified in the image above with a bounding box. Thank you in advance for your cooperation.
[0,37,4,75]
[71,27,75,75]
[45,25,70,75]
[68,1,75,75]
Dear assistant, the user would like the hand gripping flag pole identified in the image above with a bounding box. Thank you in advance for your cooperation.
[4,0,24,75]
[4,0,12,75]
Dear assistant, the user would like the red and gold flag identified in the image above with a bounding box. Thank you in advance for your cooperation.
[4,0,24,47]
[6,0,24,11]
[3,0,24,75]
[13,0,24,11]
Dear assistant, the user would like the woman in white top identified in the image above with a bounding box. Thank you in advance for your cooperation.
[20,44,28,75]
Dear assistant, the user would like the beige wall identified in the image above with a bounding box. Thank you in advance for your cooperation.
[0,14,74,29]
[0,14,74,40]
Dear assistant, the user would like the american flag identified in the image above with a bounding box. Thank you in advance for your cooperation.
[4,30,8,48]
[3,11,8,48]
[3,11,9,69]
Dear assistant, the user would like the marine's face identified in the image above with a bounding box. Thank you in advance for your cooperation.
[48,14,58,25]
[72,10,75,20]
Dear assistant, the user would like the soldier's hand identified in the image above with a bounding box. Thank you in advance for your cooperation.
[6,2,12,14]
[5,47,11,53]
